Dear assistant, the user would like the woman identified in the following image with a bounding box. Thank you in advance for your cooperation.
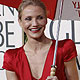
[2,0,79,80]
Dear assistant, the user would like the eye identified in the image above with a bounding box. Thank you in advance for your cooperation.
[25,16,32,21]
[37,15,44,20]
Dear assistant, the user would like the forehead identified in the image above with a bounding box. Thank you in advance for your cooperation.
[22,5,45,16]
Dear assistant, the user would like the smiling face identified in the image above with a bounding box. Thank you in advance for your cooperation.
[19,5,47,39]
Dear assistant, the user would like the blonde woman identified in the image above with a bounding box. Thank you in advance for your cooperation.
[2,0,79,80]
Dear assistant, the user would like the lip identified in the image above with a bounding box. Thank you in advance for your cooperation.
[29,27,42,33]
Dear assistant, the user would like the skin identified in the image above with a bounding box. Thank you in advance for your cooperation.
[19,5,47,40]
[6,5,79,80]
[6,71,18,80]
[64,58,79,80]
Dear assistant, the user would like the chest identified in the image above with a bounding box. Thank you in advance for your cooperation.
[26,50,48,79]
[17,46,67,80]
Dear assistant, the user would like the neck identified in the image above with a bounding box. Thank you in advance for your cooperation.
[25,35,52,51]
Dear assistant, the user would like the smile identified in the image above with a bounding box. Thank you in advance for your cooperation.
[29,27,42,33]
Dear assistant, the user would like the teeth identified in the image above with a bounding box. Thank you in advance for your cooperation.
[31,28,39,31]
[30,28,41,31]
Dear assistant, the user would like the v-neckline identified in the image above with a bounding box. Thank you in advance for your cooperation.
[22,40,55,80]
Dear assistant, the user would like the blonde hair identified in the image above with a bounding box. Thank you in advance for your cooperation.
[18,0,47,20]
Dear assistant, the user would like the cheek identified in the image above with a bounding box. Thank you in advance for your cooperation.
[39,19,47,26]
[22,22,30,29]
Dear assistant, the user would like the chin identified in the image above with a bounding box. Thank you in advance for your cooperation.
[30,35,42,39]
[28,33,45,40]
[26,28,45,39]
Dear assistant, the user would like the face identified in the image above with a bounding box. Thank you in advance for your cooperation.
[19,5,47,39]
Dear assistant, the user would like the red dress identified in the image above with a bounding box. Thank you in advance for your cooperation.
[2,39,77,80]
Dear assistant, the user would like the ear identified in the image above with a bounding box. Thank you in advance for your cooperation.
[46,18,47,24]
[18,18,23,28]
[45,18,47,25]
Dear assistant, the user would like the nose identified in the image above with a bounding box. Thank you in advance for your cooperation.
[32,19,38,27]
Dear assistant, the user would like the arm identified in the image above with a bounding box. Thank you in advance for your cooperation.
[6,70,18,80]
[64,58,79,80]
